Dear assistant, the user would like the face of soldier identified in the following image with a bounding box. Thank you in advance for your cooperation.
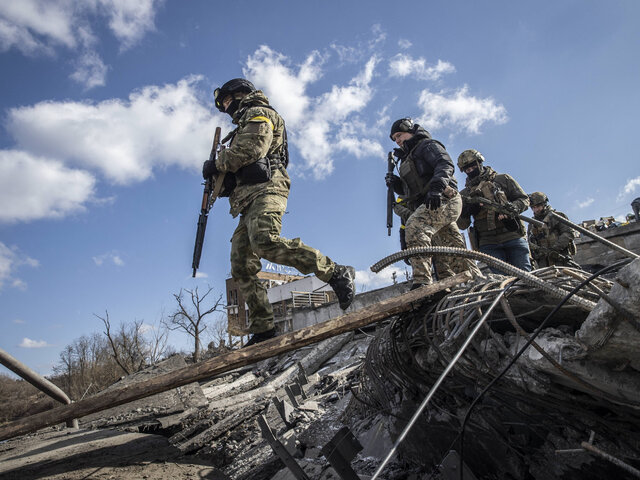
[464,165,480,178]
[222,95,234,111]
[532,204,545,215]
[391,131,413,147]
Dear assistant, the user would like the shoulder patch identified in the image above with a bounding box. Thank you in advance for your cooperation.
[248,115,274,130]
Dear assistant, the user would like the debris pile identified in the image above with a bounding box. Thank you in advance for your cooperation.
[2,261,640,479]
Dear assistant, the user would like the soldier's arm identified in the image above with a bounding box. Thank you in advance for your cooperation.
[423,141,455,192]
[553,212,575,249]
[216,110,274,173]
[501,174,529,213]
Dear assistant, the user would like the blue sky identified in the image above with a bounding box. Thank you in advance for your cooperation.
[1,0,639,375]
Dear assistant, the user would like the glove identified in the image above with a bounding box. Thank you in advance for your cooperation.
[385,173,400,188]
[202,159,218,179]
[424,190,442,210]
[393,147,406,160]
[462,202,481,217]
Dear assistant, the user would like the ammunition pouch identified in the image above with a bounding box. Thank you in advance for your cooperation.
[218,174,237,198]
[235,154,285,186]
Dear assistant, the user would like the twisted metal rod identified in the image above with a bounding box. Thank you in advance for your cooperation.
[370,247,596,311]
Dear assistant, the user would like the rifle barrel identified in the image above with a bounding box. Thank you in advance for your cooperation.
[549,212,639,259]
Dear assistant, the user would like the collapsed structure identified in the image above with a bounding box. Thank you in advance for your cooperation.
[1,253,640,478]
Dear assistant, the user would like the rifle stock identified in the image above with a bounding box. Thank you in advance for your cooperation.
[192,127,223,277]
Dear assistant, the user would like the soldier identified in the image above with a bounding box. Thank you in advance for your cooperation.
[202,78,355,346]
[632,197,640,222]
[527,191,577,268]
[386,118,481,289]
[457,149,532,273]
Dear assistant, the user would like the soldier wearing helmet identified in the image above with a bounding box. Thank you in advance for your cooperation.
[202,78,355,346]
[527,192,577,268]
[457,149,532,273]
[386,118,481,289]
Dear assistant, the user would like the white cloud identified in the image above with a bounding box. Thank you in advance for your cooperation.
[0,150,95,223]
[618,176,640,200]
[6,76,223,185]
[417,85,508,135]
[0,0,160,54]
[0,0,161,88]
[244,46,383,178]
[70,50,108,89]
[577,197,595,208]
[356,266,407,291]
[99,0,161,51]
[13,318,26,324]
[398,39,412,49]
[92,251,125,266]
[388,54,455,81]
[19,337,50,348]
[0,1,76,54]
[0,243,39,291]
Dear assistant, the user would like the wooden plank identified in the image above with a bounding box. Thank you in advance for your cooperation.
[0,272,470,441]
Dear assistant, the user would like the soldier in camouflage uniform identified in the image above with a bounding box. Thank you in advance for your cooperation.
[386,118,481,288]
[527,191,577,268]
[457,149,532,273]
[203,79,355,346]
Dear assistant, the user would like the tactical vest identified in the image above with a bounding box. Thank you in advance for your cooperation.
[397,139,445,208]
[222,105,289,192]
[529,210,577,255]
[466,179,509,232]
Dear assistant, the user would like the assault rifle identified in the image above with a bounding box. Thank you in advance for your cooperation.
[386,152,395,236]
[462,195,545,228]
[192,127,226,277]
[529,243,581,268]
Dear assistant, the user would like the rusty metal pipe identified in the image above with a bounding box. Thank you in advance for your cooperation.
[0,348,78,429]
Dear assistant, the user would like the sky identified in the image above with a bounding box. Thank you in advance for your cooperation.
[1,0,639,376]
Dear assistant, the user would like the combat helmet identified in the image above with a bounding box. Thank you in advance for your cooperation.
[389,117,415,140]
[457,149,485,172]
[214,78,256,114]
[529,191,549,206]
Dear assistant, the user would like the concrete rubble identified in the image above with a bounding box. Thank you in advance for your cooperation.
[1,260,639,479]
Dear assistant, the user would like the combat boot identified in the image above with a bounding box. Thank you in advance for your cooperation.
[243,327,276,348]
[328,264,356,310]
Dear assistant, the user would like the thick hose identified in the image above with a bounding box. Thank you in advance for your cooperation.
[370,246,596,311]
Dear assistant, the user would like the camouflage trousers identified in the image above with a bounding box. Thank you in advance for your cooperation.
[405,193,481,284]
[230,194,335,333]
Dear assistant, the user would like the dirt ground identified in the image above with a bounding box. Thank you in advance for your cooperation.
[0,426,230,479]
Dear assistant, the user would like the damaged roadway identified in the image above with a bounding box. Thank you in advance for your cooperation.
[1,260,639,479]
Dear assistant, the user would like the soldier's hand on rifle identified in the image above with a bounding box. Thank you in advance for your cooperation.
[202,159,219,179]
[385,173,400,188]
[392,147,406,160]
[424,190,442,210]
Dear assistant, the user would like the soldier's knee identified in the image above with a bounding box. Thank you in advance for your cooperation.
[250,231,280,257]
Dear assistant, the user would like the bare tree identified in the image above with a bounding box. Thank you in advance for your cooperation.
[97,311,169,375]
[164,286,225,363]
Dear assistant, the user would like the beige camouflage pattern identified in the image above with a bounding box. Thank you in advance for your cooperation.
[230,194,335,333]
[405,193,481,284]
[216,91,289,217]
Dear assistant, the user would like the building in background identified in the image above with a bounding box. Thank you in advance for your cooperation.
[225,261,336,337]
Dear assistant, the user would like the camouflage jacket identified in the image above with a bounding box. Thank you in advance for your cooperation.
[528,206,576,265]
[457,166,529,246]
[216,91,290,217]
